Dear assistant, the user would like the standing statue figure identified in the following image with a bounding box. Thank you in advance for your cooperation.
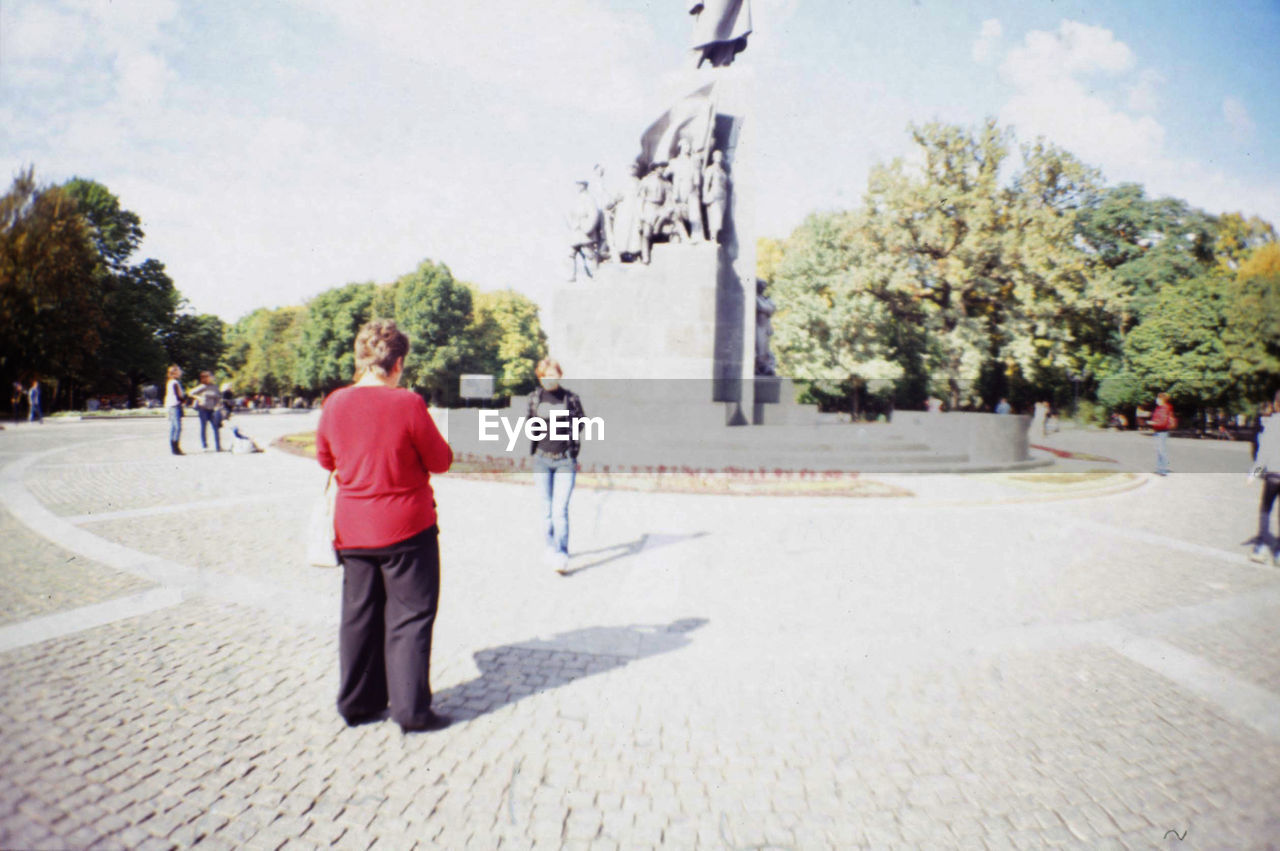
[567,180,601,281]
[755,278,777,376]
[702,149,730,244]
[688,0,752,68]
[664,139,704,243]
[611,163,645,262]
[638,162,673,265]
[588,164,616,262]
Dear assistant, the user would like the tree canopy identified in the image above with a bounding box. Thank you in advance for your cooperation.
[768,120,1280,416]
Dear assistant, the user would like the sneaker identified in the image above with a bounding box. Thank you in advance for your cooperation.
[555,552,570,574]
[1250,548,1267,564]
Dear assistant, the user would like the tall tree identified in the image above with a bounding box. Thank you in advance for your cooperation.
[467,287,548,396]
[1111,273,1231,408]
[0,168,103,404]
[1077,185,1220,409]
[1215,212,1276,272]
[166,313,227,379]
[771,210,909,412]
[1221,242,1280,403]
[294,282,377,394]
[63,179,178,404]
[386,260,477,402]
[855,122,1100,406]
[101,259,181,404]
[63,178,143,272]
[224,307,302,397]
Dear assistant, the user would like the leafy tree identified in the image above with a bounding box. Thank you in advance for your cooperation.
[294,282,377,394]
[0,167,103,406]
[1077,185,1221,411]
[1076,185,1216,330]
[224,307,303,397]
[63,179,179,405]
[1220,242,1280,403]
[770,210,909,413]
[467,288,547,397]
[1215,212,1276,271]
[1237,241,1280,279]
[851,122,1100,406]
[63,178,143,272]
[385,260,477,402]
[165,313,227,380]
[1106,273,1231,408]
[756,237,785,284]
[100,259,181,404]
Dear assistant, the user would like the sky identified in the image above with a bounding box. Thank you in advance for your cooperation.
[4,0,1278,323]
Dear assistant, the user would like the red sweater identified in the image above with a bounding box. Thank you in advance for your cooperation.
[316,385,452,549]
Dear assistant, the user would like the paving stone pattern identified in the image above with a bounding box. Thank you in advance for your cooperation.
[0,417,1278,848]
[0,505,154,626]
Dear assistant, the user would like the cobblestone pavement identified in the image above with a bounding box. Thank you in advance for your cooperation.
[1,415,1279,849]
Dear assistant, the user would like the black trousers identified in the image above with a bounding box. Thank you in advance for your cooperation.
[1259,474,1280,551]
[337,525,440,727]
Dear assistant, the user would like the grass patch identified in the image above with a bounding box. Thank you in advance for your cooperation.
[1003,470,1139,489]
[275,432,317,457]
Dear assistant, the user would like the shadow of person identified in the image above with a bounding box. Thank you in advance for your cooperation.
[562,532,708,576]
[433,617,708,722]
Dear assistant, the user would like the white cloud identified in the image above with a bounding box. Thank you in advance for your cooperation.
[1001,20,1133,90]
[993,20,1279,229]
[114,50,171,108]
[971,19,1003,65]
[3,2,87,62]
[999,22,1157,176]
[289,0,659,118]
[1127,68,1163,113]
[1222,96,1255,139]
[62,0,179,54]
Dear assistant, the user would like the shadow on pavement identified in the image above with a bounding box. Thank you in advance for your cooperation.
[434,617,707,722]
[563,532,708,576]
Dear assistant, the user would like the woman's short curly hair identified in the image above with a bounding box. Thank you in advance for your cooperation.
[354,319,410,377]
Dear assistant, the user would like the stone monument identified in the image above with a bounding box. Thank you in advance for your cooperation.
[550,12,761,424]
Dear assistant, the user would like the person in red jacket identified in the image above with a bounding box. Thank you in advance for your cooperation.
[1150,392,1176,476]
[316,319,453,733]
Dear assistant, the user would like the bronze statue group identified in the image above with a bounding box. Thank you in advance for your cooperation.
[569,140,731,281]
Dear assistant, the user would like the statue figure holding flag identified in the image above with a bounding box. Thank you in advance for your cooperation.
[688,0,752,68]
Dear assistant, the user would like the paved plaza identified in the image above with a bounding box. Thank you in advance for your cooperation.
[1,413,1278,849]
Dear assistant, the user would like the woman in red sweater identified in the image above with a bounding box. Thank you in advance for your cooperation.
[316,319,453,733]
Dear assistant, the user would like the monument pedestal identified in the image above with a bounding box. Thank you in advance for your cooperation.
[550,241,750,426]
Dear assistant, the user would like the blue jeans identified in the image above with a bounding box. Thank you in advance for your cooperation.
[1155,430,1169,474]
[168,405,183,444]
[533,455,576,555]
[197,407,221,450]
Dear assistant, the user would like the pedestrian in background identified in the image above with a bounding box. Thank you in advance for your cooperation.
[995,397,1012,415]
[528,358,585,573]
[315,319,453,733]
[1251,401,1273,462]
[190,371,224,452]
[27,378,42,424]
[1150,392,1176,476]
[1249,390,1280,565]
[1029,400,1048,437]
[164,365,186,455]
[220,382,234,423]
[10,381,22,423]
